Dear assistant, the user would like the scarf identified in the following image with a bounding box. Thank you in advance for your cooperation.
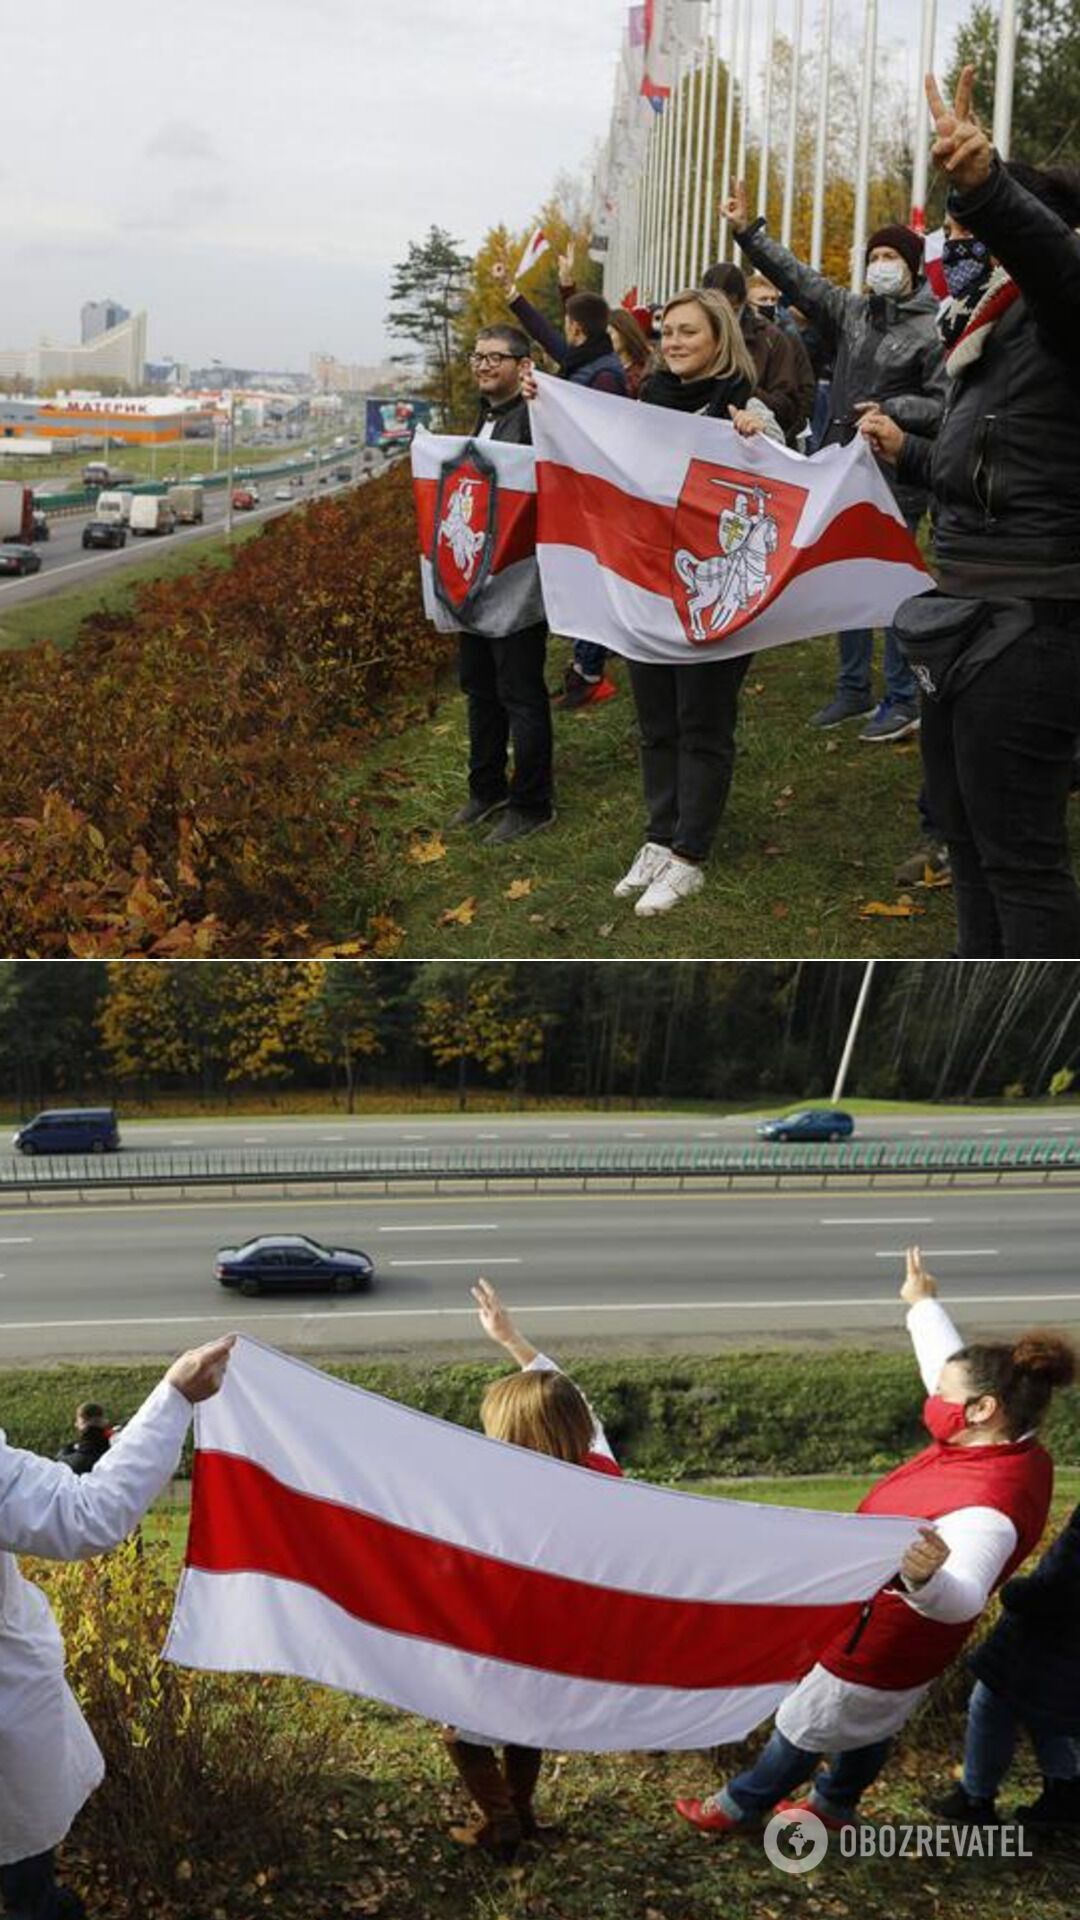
[640,364,751,416]
[562,332,619,378]
[937,263,1022,375]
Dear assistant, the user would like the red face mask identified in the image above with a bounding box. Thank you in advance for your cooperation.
[923,1395,970,1443]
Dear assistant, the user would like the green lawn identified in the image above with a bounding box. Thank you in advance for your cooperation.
[329,632,962,957]
[0,439,338,488]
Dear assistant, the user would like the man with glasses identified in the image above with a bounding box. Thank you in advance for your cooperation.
[449,324,554,845]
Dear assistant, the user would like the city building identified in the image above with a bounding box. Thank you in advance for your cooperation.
[0,311,148,392]
[0,390,217,446]
[81,298,131,344]
[309,352,401,395]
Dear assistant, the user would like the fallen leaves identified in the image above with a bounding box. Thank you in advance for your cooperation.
[858,898,925,919]
[437,896,478,927]
[407,831,447,865]
[504,876,534,899]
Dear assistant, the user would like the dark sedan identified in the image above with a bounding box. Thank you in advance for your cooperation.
[0,546,42,576]
[755,1108,855,1143]
[215,1233,374,1296]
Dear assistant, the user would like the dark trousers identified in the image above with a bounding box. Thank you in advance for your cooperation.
[458,623,553,818]
[628,655,749,863]
[723,1726,893,1823]
[919,605,1080,957]
[0,1851,83,1920]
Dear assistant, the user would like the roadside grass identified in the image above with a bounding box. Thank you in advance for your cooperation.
[0,439,336,488]
[330,632,960,958]
[0,518,270,652]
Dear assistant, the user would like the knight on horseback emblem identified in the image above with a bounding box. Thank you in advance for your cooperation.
[674,480,780,642]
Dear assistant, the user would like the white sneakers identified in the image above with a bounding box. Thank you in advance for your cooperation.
[613,842,671,898]
[613,844,706,917]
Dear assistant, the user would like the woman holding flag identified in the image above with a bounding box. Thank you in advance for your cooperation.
[676,1250,1074,1836]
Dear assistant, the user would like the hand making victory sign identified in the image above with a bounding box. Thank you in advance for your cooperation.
[925,63,994,194]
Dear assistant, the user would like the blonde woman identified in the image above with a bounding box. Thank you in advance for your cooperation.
[440,1280,621,1859]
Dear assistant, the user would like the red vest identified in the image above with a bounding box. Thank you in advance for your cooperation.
[821,1436,1053,1692]
[582,1450,623,1477]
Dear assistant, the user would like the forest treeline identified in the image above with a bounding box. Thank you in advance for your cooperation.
[4,962,1080,1113]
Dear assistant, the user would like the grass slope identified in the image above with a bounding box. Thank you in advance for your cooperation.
[332,632,960,957]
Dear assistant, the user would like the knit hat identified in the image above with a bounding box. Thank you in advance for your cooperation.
[865,223,924,282]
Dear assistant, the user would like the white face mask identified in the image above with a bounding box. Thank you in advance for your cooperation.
[866,258,908,298]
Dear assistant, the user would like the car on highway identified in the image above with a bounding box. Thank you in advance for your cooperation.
[82,520,127,550]
[273,485,293,501]
[333,466,352,482]
[215,1234,374,1296]
[232,486,260,510]
[0,545,42,576]
[13,1108,121,1154]
[755,1109,855,1144]
[31,510,50,541]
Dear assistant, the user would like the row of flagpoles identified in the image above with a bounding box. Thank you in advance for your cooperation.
[592,0,1021,307]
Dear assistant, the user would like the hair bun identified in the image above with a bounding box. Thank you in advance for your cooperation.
[1011,1330,1077,1389]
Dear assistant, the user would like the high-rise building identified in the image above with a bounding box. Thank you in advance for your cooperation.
[81,298,131,344]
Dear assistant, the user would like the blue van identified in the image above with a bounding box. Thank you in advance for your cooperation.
[13,1108,121,1155]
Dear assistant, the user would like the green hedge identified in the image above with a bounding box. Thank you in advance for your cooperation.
[6,1352,1080,1479]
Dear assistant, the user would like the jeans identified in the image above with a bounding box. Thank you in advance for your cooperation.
[720,1726,893,1822]
[458,622,553,817]
[628,655,749,863]
[573,638,607,682]
[0,1850,83,1920]
[836,511,922,709]
[919,605,1080,957]
[962,1681,1080,1801]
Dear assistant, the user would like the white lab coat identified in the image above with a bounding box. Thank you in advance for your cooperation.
[0,1379,192,1864]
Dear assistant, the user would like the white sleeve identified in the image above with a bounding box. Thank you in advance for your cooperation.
[745,396,786,444]
[525,1351,616,1461]
[907,1297,966,1395]
[0,1380,192,1560]
[899,1505,1018,1623]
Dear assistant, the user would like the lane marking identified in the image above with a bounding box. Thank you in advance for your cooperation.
[385,1256,520,1269]
[821,1217,934,1226]
[0,1237,33,1244]
[2,1290,1077,1333]
[477,1133,501,1140]
[320,1135,345,1142]
[376,1224,498,1234]
[874,1248,998,1258]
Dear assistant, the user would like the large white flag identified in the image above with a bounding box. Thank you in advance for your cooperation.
[164,1337,919,1752]
[529,375,933,666]
[411,429,542,637]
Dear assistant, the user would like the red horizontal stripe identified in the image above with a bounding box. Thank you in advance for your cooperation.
[187,1452,859,1690]
[535,461,923,601]
[413,476,536,575]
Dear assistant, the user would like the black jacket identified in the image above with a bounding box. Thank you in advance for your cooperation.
[57,1426,111,1475]
[968,1502,1080,1732]
[896,161,1080,599]
[472,393,532,446]
[734,218,946,516]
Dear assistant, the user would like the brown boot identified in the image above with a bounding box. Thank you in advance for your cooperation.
[441,1732,522,1859]
[504,1744,556,1842]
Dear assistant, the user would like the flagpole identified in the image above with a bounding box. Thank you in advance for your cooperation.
[677,58,694,287]
[688,33,710,283]
[667,54,685,291]
[700,0,723,270]
[809,0,834,270]
[992,0,1018,158]
[758,0,777,222]
[735,0,752,220]
[659,78,676,298]
[640,113,655,298]
[781,0,804,247]
[717,0,740,259]
[850,0,878,290]
[909,0,937,228]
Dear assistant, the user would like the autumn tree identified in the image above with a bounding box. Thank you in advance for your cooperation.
[386,226,473,424]
[948,0,1080,166]
[298,963,385,1112]
[415,967,547,1109]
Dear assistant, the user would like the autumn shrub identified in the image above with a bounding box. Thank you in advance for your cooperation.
[0,468,452,955]
[32,1534,359,1899]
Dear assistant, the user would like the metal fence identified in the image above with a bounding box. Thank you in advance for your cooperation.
[2,1135,1079,1200]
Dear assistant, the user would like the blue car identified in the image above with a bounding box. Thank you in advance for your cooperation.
[13,1108,120,1154]
[755,1109,855,1144]
[215,1234,374,1296]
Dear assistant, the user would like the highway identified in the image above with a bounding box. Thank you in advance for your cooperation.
[0,1181,1076,1362]
[0,459,381,613]
[2,1109,1077,1158]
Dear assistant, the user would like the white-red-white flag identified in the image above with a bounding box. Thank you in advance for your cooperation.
[164,1337,919,1752]
[923,227,948,303]
[529,375,933,666]
[411,430,542,636]
[515,228,550,280]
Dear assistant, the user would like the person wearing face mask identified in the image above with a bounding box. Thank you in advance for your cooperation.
[701,261,815,447]
[721,179,947,742]
[675,1248,1073,1839]
[858,68,1080,959]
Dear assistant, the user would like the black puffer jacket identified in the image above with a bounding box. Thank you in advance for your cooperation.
[734,219,946,517]
[896,161,1080,600]
[57,1426,111,1475]
[967,1502,1080,1732]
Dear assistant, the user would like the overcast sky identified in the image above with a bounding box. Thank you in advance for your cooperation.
[1,0,973,373]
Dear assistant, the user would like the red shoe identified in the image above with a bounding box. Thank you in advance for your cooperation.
[583,677,618,705]
[674,1797,747,1834]
[776,1797,858,1833]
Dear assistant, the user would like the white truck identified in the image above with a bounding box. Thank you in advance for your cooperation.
[166,484,204,524]
[129,496,177,536]
[94,490,134,527]
[0,481,33,544]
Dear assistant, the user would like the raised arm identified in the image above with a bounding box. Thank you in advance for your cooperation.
[721,179,851,348]
[491,260,569,366]
[0,1337,233,1560]
[472,1280,615,1459]
[899,1247,965,1392]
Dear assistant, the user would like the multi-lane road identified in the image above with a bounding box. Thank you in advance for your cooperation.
[1,1113,1077,1361]
[0,461,378,614]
